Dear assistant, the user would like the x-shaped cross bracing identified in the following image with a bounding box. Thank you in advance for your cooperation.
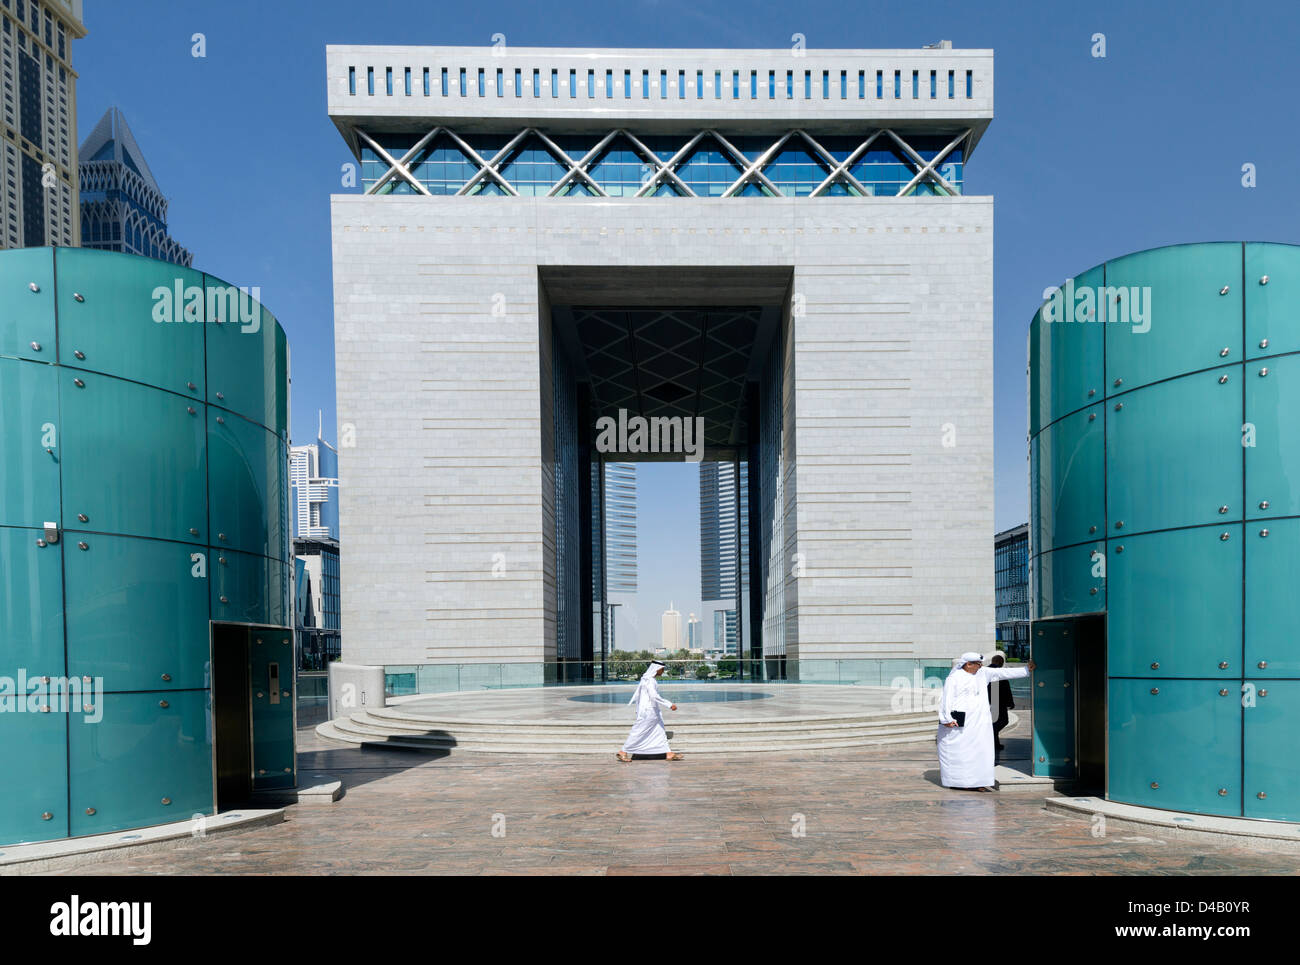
[359,126,972,198]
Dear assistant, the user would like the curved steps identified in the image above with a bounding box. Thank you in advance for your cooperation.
[316,704,941,755]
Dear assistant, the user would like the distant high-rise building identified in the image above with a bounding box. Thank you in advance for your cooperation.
[0,0,85,249]
[700,461,748,602]
[660,602,682,651]
[713,608,738,655]
[78,106,193,266]
[295,536,341,670]
[686,612,700,649]
[604,462,637,592]
[290,418,340,540]
[994,524,1029,657]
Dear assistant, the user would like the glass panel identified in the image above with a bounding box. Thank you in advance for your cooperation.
[498,135,569,196]
[1108,678,1240,816]
[0,709,67,844]
[68,689,213,837]
[1028,264,1104,434]
[1030,621,1075,778]
[761,141,831,197]
[1107,525,1240,679]
[55,248,206,398]
[205,273,286,434]
[1104,242,1242,393]
[208,409,287,560]
[249,627,295,789]
[1243,679,1299,820]
[0,525,64,675]
[0,356,60,527]
[60,370,207,545]
[675,136,745,197]
[1031,403,1103,553]
[211,547,276,627]
[1245,516,1300,677]
[1106,368,1242,534]
[64,533,210,692]
[0,246,55,362]
[1032,542,1104,619]
[1245,242,1300,360]
[1245,353,1300,519]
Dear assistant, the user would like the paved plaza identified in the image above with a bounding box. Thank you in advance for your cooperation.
[47,710,1298,876]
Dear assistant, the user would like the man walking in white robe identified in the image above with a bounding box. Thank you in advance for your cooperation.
[616,661,683,761]
[936,651,1033,790]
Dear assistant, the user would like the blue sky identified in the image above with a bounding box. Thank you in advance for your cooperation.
[74,0,1299,633]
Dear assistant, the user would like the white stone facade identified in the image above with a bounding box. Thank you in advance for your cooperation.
[331,195,992,666]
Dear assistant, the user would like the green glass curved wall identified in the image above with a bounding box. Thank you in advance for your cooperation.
[0,247,293,846]
[1028,241,1300,822]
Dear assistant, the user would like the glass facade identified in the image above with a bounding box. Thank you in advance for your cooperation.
[0,247,293,846]
[294,537,341,670]
[604,462,637,592]
[1028,241,1300,822]
[360,130,964,198]
[994,525,1029,657]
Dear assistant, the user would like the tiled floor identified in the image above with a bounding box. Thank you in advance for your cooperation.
[48,713,1299,875]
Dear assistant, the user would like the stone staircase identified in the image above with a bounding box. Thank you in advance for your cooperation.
[316,703,940,754]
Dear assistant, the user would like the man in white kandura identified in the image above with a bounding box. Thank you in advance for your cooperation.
[936,651,1034,791]
[616,661,684,762]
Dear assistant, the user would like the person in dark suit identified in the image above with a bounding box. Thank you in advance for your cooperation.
[988,652,1014,754]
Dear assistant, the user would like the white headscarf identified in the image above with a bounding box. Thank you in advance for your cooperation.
[947,652,984,680]
[628,661,666,708]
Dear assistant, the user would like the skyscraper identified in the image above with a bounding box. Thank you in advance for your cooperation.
[700,461,748,601]
[687,612,700,649]
[0,0,85,249]
[660,602,682,651]
[79,107,193,266]
[713,608,738,655]
[290,418,340,540]
[604,461,637,592]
